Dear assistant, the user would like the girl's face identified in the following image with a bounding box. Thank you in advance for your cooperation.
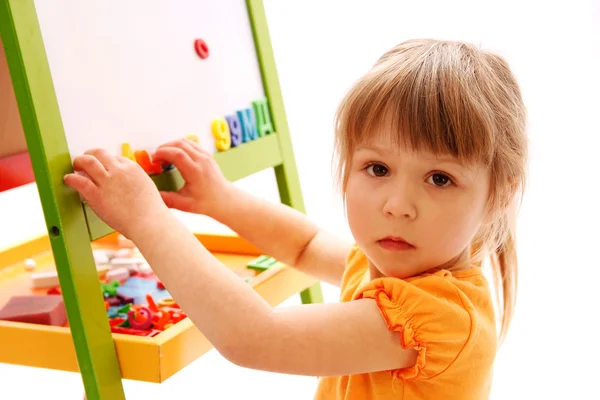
[345,135,491,279]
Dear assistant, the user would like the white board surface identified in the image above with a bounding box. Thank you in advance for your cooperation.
[33,0,266,157]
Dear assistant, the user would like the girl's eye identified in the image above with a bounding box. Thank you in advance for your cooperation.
[427,173,453,187]
[366,163,389,177]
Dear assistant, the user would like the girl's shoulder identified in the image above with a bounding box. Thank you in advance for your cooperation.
[340,245,497,380]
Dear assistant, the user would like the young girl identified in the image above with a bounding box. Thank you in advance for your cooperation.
[65,38,527,399]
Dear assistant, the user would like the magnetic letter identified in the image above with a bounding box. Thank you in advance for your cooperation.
[237,107,258,143]
[122,143,136,161]
[211,117,231,151]
[226,114,243,147]
[252,98,274,137]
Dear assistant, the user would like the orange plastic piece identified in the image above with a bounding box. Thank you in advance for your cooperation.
[134,312,146,323]
[152,310,170,330]
[134,150,162,175]
[171,311,187,323]
[146,294,159,313]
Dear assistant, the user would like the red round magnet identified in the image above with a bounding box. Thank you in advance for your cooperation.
[194,39,209,59]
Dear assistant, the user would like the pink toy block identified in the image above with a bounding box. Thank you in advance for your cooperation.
[0,295,67,326]
[106,267,130,281]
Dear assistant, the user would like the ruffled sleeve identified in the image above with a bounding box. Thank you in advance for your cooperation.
[356,272,473,380]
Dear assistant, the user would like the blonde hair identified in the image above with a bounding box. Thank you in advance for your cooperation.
[333,39,528,343]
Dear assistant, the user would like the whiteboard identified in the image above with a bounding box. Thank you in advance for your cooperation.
[33,0,266,157]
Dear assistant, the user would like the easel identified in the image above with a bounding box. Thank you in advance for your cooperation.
[0,1,323,398]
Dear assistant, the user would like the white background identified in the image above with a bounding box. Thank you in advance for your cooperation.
[1,0,599,399]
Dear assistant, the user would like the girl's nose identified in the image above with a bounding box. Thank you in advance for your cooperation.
[382,185,417,220]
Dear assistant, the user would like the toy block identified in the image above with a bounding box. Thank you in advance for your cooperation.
[31,270,59,289]
[138,262,153,275]
[237,107,258,143]
[114,248,133,258]
[247,255,278,272]
[0,295,67,326]
[226,113,242,147]
[252,97,274,137]
[211,117,232,151]
[92,249,112,265]
[32,264,110,289]
[106,267,130,282]
[24,258,36,271]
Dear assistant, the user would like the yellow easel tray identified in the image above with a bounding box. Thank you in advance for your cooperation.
[0,232,316,382]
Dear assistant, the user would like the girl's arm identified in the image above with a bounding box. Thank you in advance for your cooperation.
[64,149,417,376]
[153,139,351,286]
[122,206,416,376]
[211,184,351,287]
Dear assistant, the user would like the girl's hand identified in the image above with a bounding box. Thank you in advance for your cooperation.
[152,139,233,217]
[64,149,170,240]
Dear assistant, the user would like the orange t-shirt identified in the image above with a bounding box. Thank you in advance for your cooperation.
[314,246,498,399]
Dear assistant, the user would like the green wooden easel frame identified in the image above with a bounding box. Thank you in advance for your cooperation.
[0,1,323,399]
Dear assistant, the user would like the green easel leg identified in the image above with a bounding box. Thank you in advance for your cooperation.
[248,0,324,306]
[0,1,127,399]
[300,282,324,304]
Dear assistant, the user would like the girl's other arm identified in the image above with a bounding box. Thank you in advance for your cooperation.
[153,140,351,286]
[213,185,350,286]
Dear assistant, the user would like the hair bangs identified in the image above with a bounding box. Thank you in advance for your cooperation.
[335,41,502,186]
